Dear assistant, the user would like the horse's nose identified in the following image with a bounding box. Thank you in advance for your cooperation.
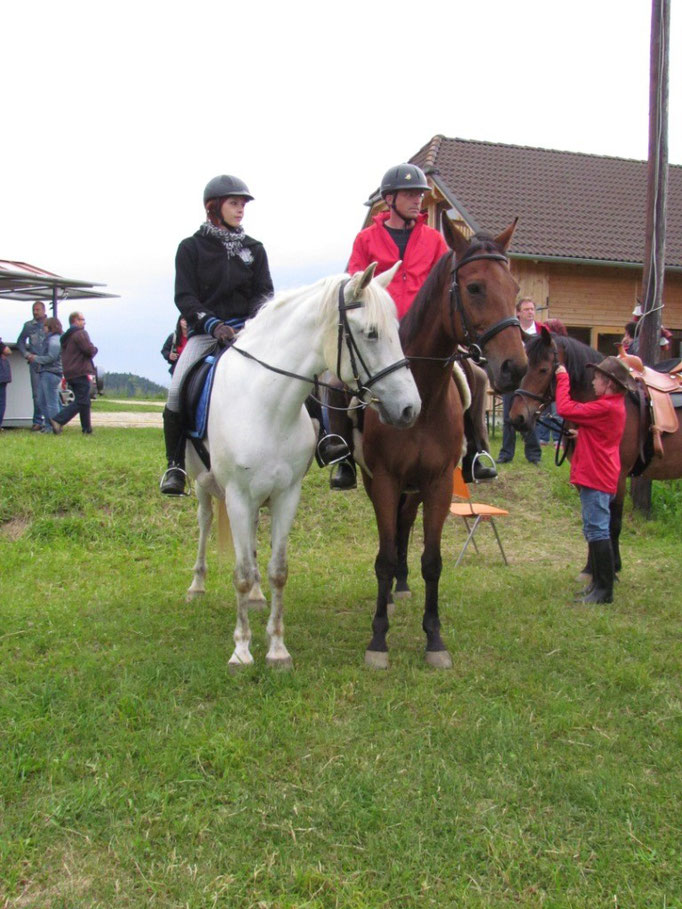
[401,403,419,427]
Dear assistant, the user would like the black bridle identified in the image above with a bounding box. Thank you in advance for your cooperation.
[448,250,522,365]
[231,278,410,405]
[510,339,572,465]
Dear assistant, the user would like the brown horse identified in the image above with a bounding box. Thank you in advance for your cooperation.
[357,217,527,669]
[509,327,682,575]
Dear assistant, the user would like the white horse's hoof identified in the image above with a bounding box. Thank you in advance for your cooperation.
[394,589,411,601]
[248,597,267,612]
[365,650,389,670]
[186,589,205,602]
[228,655,254,672]
[266,655,293,671]
[425,650,453,669]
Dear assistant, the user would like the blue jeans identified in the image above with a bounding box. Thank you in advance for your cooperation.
[53,375,92,432]
[38,371,62,429]
[29,364,44,426]
[578,486,613,542]
[536,402,562,444]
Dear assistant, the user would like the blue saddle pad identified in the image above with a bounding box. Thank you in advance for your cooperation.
[183,354,219,440]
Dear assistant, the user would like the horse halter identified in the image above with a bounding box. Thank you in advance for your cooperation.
[336,280,410,403]
[449,248,521,364]
[511,340,559,408]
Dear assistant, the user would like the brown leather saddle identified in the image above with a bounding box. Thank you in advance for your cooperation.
[619,352,682,457]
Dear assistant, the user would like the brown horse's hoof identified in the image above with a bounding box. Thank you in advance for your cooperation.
[425,650,453,669]
[365,650,389,670]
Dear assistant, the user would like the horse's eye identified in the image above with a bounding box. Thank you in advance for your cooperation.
[365,326,379,341]
[466,282,482,296]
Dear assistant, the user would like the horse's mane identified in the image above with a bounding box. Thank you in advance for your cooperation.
[526,332,601,394]
[399,250,452,346]
[243,273,396,339]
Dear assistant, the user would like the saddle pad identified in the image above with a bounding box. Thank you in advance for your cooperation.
[182,354,220,439]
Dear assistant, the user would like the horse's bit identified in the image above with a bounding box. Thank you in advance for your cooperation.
[231,279,410,406]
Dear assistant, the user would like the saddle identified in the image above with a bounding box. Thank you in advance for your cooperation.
[619,352,682,457]
[180,347,229,468]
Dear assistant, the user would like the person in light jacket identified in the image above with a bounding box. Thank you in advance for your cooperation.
[28,317,63,433]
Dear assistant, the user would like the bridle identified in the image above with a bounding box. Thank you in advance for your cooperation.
[231,278,410,406]
[448,248,522,365]
[510,337,571,465]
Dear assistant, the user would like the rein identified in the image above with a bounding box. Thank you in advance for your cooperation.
[231,279,410,406]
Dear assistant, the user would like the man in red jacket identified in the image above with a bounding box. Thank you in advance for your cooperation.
[328,163,496,489]
[49,312,98,435]
[555,356,632,603]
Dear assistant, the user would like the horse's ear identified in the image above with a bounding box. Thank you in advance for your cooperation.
[348,263,377,299]
[441,212,469,258]
[375,261,400,288]
[494,218,519,252]
[540,324,552,343]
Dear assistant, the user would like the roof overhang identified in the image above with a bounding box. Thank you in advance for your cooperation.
[0,260,119,303]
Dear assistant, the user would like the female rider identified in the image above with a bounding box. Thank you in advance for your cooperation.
[161,175,345,494]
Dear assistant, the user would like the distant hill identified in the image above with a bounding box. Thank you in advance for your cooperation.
[100,372,168,398]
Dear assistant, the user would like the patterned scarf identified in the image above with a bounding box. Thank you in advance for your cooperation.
[200,221,254,264]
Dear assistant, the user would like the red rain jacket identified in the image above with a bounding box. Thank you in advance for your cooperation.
[347,212,448,319]
[555,371,626,494]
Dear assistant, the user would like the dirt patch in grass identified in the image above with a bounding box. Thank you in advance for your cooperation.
[1,516,30,540]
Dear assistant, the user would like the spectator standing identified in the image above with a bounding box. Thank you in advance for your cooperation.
[536,318,567,445]
[497,298,542,464]
[0,338,12,429]
[28,317,63,433]
[16,300,48,430]
[49,312,97,435]
[622,321,640,356]
[161,316,189,375]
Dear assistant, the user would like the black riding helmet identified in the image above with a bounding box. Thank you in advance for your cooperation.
[203,175,254,205]
[380,163,430,198]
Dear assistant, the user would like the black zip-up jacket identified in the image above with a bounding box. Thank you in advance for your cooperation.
[174,230,274,335]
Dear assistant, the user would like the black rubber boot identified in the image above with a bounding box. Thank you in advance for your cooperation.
[330,458,357,491]
[575,542,596,599]
[462,450,497,483]
[581,540,614,604]
[160,407,187,496]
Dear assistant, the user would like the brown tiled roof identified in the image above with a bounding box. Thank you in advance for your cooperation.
[410,135,682,269]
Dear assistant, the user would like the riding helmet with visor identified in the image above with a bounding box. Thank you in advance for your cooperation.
[203,175,254,205]
[380,164,430,198]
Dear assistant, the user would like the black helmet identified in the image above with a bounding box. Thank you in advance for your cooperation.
[380,163,430,198]
[203,175,254,205]
[586,356,635,392]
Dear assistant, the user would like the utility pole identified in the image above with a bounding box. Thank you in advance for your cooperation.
[631,0,670,515]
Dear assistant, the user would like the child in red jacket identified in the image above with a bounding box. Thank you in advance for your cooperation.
[555,356,633,603]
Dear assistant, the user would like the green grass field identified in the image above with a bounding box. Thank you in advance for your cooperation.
[1,427,680,907]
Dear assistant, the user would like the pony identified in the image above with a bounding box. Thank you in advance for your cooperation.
[357,217,528,669]
[186,265,421,670]
[509,327,682,576]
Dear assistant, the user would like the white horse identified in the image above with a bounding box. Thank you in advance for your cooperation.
[185,263,421,670]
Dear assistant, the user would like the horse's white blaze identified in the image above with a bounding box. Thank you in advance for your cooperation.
[186,271,421,667]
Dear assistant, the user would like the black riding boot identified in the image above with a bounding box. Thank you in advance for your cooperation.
[304,395,350,466]
[160,407,187,496]
[330,457,357,491]
[581,539,614,604]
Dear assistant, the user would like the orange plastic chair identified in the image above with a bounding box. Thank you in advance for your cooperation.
[449,466,509,567]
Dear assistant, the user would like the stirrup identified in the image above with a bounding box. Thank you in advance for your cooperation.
[315,432,351,467]
[159,465,190,496]
[468,450,498,483]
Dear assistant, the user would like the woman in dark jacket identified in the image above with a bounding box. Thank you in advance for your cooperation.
[160,175,275,494]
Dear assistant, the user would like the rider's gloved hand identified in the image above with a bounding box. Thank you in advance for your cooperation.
[213,323,235,345]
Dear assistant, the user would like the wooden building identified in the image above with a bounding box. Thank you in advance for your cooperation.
[361,135,682,357]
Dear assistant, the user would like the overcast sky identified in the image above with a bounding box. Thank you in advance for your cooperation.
[1,0,680,386]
